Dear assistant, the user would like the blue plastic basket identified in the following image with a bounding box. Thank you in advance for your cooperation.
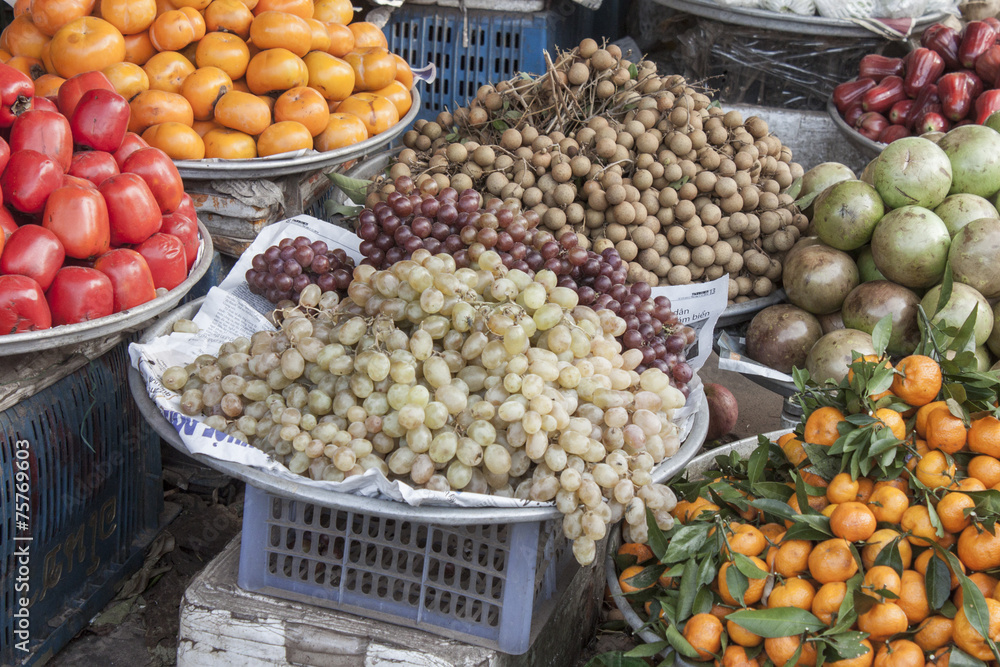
[237,484,577,654]
[306,183,336,221]
[0,340,163,665]
[385,2,594,123]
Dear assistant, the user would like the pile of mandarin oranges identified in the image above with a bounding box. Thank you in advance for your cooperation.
[0,0,414,159]
[615,353,1000,667]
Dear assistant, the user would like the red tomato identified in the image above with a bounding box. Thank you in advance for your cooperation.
[0,207,15,242]
[69,150,119,187]
[0,135,11,175]
[175,192,196,222]
[136,233,186,289]
[94,248,156,312]
[31,96,58,113]
[46,266,114,325]
[0,64,34,129]
[63,174,97,189]
[9,109,73,171]
[0,274,51,333]
[57,71,116,119]
[159,211,199,269]
[123,147,183,213]
[99,173,161,246]
[1,150,63,214]
[42,185,110,259]
[0,224,65,290]
[71,88,130,153]
[113,132,149,169]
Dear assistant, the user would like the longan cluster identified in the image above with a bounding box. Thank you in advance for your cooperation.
[394,39,807,304]
[162,249,684,565]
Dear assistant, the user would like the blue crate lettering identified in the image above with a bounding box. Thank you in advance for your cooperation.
[238,484,576,654]
[385,3,592,124]
[0,341,163,665]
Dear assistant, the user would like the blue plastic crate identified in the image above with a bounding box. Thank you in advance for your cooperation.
[0,340,164,665]
[385,2,594,124]
[306,182,335,222]
[237,485,577,654]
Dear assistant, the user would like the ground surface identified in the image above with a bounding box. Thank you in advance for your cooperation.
[48,352,783,667]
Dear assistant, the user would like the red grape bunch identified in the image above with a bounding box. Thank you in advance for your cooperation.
[246,236,354,304]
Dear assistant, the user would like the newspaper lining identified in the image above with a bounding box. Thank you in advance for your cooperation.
[717,330,797,384]
[651,274,730,425]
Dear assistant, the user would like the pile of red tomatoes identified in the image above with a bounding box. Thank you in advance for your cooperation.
[0,63,200,336]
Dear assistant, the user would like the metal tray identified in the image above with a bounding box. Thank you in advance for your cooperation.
[652,398,708,484]
[650,0,947,38]
[606,429,792,664]
[742,371,800,397]
[0,221,214,357]
[712,326,799,397]
[174,90,420,180]
[827,93,885,159]
[129,297,708,524]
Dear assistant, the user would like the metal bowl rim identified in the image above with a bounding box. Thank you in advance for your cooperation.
[0,221,214,356]
[175,90,421,179]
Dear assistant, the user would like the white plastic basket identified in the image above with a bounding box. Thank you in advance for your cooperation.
[814,0,876,17]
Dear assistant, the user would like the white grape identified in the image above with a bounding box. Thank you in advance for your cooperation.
[572,536,596,566]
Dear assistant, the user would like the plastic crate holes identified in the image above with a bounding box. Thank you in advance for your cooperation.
[0,341,162,665]
[384,6,591,121]
[239,486,574,651]
[264,503,515,600]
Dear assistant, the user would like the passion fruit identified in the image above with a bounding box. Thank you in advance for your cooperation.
[948,217,1000,298]
[806,329,875,386]
[811,180,884,251]
[933,193,998,238]
[855,245,886,283]
[921,282,994,347]
[873,136,952,210]
[840,281,920,356]
[782,244,859,315]
[870,205,950,288]
[938,124,1000,199]
[745,304,824,374]
[818,310,845,334]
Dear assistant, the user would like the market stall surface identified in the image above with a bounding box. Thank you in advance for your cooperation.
[47,353,781,667]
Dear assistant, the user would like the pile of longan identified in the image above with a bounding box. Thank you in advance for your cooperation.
[388,39,807,304]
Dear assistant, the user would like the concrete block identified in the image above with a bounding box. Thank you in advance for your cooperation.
[177,533,605,667]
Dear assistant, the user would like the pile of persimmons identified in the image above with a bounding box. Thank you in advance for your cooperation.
[0,0,414,159]
[610,335,1000,667]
